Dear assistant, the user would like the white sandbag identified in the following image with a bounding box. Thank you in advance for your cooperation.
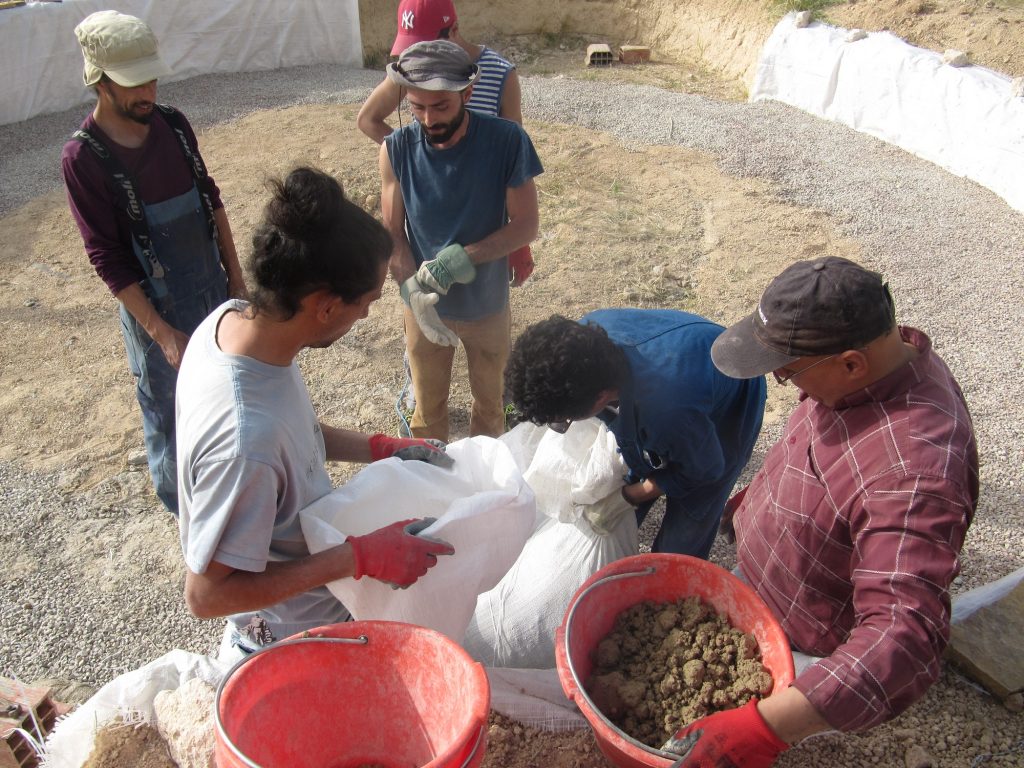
[42,650,226,768]
[465,512,637,669]
[464,420,638,669]
[300,436,536,642]
[523,419,630,523]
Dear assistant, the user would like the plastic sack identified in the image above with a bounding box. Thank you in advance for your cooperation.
[300,435,536,642]
[487,667,587,731]
[463,421,639,669]
[41,650,226,768]
[523,418,630,523]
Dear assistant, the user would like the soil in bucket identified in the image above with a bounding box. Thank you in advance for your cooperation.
[586,596,774,749]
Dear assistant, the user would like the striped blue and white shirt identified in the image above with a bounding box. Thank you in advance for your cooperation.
[467,47,515,118]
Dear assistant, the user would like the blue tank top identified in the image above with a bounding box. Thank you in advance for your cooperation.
[467,47,514,117]
[386,112,543,321]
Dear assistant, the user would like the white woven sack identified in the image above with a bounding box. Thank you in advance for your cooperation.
[300,435,536,641]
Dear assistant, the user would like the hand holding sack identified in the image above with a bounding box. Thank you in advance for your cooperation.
[662,699,788,768]
[369,433,454,468]
[401,276,459,347]
[347,518,455,588]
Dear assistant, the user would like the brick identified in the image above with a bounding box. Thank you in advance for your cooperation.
[0,679,72,768]
[619,46,651,65]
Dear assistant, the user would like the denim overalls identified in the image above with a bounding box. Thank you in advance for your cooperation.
[120,184,226,512]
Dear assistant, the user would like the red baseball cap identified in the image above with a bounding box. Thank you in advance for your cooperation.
[391,0,458,55]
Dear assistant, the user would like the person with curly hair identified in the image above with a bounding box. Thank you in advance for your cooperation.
[505,309,766,557]
[175,167,455,658]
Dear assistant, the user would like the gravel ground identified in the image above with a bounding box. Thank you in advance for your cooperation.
[1,64,1022,759]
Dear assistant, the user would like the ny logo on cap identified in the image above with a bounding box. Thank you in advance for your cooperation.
[401,10,415,30]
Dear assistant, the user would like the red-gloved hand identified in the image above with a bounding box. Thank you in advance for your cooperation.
[662,699,788,768]
[368,433,454,468]
[347,519,455,587]
[508,245,534,287]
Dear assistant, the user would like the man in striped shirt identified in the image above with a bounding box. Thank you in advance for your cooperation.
[664,257,978,767]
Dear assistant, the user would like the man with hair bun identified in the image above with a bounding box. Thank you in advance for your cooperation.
[176,167,455,657]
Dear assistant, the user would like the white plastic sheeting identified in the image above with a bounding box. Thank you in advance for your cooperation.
[0,0,361,126]
[751,13,1024,213]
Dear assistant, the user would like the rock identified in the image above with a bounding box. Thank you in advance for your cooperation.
[794,11,813,28]
[905,744,935,768]
[1004,691,1023,712]
[154,678,216,768]
[846,29,868,42]
[942,49,970,67]
[127,451,149,467]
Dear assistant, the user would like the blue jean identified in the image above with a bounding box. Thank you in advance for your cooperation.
[120,186,226,513]
[635,478,740,559]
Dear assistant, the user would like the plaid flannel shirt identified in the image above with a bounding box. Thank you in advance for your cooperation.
[735,327,978,731]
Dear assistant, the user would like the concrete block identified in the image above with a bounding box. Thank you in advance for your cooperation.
[585,44,613,67]
[947,581,1024,702]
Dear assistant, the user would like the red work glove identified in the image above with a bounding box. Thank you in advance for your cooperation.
[719,485,748,545]
[347,519,454,587]
[368,433,454,468]
[662,699,788,768]
[508,245,534,287]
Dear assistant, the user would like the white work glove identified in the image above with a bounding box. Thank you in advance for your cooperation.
[416,244,477,295]
[401,276,459,347]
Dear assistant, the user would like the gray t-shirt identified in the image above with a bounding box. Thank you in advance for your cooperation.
[176,300,349,639]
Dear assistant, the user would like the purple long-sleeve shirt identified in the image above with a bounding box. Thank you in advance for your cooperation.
[61,109,222,296]
[735,327,978,732]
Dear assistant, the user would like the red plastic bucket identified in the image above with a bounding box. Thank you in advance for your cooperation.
[555,554,795,768]
[214,620,489,768]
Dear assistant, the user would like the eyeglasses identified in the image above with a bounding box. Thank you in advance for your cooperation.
[773,354,838,385]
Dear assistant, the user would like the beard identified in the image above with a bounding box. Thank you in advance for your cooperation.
[423,104,466,145]
[117,99,154,125]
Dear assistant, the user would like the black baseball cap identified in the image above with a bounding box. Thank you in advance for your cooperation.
[711,257,896,379]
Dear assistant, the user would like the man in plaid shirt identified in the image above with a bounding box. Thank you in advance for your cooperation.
[666,257,978,767]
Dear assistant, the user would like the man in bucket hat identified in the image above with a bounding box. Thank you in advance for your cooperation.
[61,11,245,515]
[379,40,542,440]
[663,257,978,766]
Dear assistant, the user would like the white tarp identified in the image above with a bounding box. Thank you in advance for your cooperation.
[751,13,1024,213]
[1,0,361,126]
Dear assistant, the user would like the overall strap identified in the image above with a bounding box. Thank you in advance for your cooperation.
[155,104,219,243]
[71,127,168,296]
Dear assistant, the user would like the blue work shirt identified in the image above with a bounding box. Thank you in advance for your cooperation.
[584,309,767,500]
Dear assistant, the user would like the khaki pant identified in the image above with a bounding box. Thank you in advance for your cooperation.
[404,304,511,441]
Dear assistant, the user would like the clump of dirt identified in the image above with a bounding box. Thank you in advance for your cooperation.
[587,597,773,748]
[481,711,606,768]
[82,718,177,768]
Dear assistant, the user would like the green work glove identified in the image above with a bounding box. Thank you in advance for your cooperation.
[400,276,459,347]
[416,244,476,295]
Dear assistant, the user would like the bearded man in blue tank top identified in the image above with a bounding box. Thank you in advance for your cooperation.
[379,41,543,441]
[359,0,535,286]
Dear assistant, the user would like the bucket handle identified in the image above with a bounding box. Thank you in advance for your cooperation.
[562,565,688,763]
[457,720,487,768]
[214,635,370,768]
